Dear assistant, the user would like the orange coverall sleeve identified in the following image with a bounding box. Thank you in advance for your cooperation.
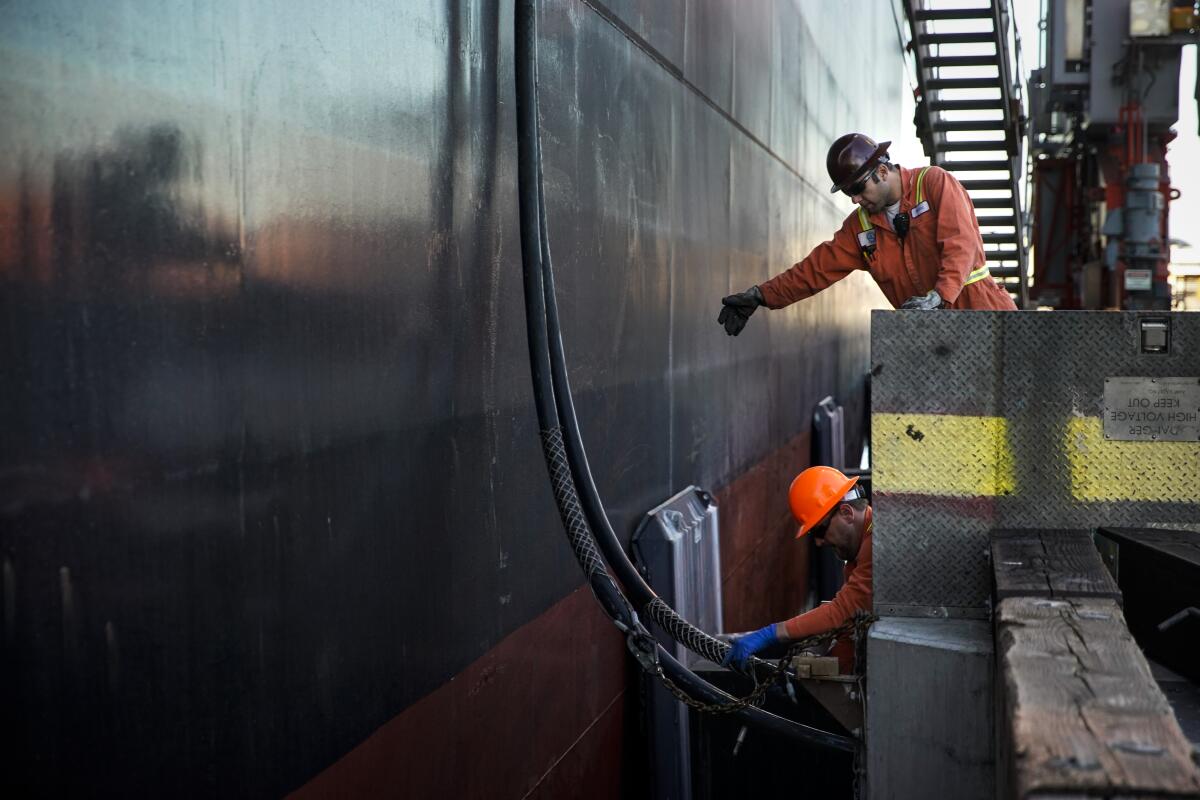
[925,167,986,305]
[757,215,865,309]
[780,535,873,640]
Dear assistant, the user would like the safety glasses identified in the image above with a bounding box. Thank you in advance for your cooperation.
[808,511,835,543]
[843,168,877,198]
[808,483,864,541]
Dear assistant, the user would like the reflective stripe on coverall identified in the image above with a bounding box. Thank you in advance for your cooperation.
[758,165,1017,310]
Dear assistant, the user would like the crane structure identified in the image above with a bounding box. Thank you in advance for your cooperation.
[1028,0,1199,309]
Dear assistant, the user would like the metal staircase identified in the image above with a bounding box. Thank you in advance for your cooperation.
[904,0,1029,307]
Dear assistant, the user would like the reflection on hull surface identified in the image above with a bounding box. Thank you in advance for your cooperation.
[0,1,900,795]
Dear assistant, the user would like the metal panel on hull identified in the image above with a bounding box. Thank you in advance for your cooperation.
[2,0,905,795]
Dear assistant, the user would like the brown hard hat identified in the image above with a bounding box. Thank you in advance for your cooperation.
[826,133,891,193]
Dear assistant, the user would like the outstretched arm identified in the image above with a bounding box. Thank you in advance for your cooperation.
[780,551,872,640]
[757,216,866,309]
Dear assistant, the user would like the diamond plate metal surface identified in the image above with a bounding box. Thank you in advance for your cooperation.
[871,311,1200,616]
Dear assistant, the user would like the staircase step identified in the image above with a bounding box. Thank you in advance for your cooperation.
[926,54,998,68]
[943,159,1011,171]
[976,214,1018,226]
[982,233,1019,244]
[933,120,1005,132]
[985,249,1021,262]
[918,31,997,45]
[928,98,1005,111]
[960,179,1012,191]
[938,140,1008,152]
[971,196,1017,208]
[989,266,1021,278]
[927,77,1002,90]
[914,8,995,21]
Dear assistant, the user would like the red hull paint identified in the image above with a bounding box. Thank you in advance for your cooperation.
[290,585,626,800]
[293,434,819,798]
[717,430,813,633]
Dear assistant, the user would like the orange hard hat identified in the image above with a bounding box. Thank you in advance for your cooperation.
[789,466,859,538]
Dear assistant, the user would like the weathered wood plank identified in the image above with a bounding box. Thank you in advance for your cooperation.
[991,530,1121,602]
[790,655,839,678]
[1042,535,1122,600]
[992,535,1051,597]
[996,597,1200,798]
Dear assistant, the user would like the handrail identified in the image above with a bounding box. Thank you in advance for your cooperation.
[993,0,1017,153]
[1012,0,1034,304]
[993,0,1030,307]
[903,0,942,162]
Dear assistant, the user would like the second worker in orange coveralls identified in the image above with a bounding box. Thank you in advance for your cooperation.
[718,133,1016,335]
[722,467,872,673]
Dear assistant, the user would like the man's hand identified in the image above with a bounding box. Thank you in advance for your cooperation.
[718,285,765,336]
[900,289,944,310]
[721,624,779,669]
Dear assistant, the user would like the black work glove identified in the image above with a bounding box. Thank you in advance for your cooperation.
[899,289,944,310]
[718,285,765,336]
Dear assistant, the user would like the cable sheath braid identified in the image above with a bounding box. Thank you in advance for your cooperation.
[645,598,728,664]
[516,0,854,751]
[540,427,607,578]
[525,12,767,673]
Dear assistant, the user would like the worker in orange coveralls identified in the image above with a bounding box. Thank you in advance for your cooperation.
[718,132,1016,335]
[723,467,872,673]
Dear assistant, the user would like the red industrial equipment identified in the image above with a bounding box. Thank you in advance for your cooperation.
[1028,0,1197,309]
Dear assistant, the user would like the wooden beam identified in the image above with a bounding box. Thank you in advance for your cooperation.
[996,596,1200,797]
[991,530,1121,602]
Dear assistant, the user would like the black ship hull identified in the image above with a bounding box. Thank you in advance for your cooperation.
[0,1,897,795]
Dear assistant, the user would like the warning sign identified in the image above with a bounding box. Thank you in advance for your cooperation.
[1103,377,1200,442]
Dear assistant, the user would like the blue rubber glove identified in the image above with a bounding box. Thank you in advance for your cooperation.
[722,624,779,669]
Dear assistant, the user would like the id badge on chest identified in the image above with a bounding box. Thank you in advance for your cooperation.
[910,200,931,219]
[857,229,876,249]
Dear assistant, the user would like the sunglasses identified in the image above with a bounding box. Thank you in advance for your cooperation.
[807,484,864,541]
[843,168,877,198]
[808,510,836,542]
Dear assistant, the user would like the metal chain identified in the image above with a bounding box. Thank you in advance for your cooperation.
[542,424,878,769]
[647,612,877,716]
[650,611,874,796]
[852,621,871,800]
[853,735,865,800]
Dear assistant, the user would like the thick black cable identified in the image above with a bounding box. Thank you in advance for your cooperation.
[529,9,749,671]
[515,0,852,752]
[515,0,637,634]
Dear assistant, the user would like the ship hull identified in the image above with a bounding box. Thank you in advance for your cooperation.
[0,1,901,795]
